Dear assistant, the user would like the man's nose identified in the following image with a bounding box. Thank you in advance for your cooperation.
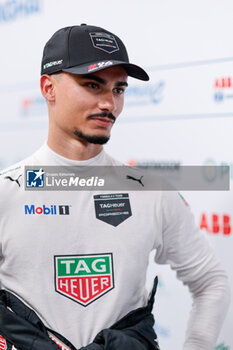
[98,92,116,112]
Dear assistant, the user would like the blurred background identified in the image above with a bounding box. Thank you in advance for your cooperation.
[0,0,232,348]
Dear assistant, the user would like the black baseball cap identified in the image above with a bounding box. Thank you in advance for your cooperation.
[41,24,149,81]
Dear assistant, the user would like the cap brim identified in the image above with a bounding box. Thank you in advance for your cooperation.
[62,60,149,81]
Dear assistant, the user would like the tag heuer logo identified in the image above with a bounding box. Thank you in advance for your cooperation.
[89,32,119,53]
[54,254,114,306]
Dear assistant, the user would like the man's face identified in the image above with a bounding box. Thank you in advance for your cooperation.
[50,66,128,145]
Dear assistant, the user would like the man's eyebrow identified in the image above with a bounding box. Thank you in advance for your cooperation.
[81,74,106,84]
[116,81,128,87]
[81,74,128,87]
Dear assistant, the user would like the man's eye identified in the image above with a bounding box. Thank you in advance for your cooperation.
[86,82,99,89]
[114,88,124,94]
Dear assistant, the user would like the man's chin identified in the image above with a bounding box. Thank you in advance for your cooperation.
[74,130,110,145]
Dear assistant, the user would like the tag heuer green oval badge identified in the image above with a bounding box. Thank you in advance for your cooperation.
[54,254,114,306]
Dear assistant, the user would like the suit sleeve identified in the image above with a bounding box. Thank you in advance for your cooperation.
[154,191,231,350]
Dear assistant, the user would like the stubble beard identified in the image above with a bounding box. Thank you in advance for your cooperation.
[73,112,116,145]
[73,129,110,145]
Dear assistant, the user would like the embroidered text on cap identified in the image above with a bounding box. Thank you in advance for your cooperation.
[89,32,119,54]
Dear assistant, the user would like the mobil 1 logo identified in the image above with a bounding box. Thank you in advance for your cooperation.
[54,254,114,306]
[94,193,132,227]
[24,204,70,215]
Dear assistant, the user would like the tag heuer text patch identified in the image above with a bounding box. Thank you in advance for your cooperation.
[94,193,132,227]
[54,254,114,306]
[89,32,119,53]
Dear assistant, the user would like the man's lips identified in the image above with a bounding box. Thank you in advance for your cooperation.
[89,117,114,127]
[87,112,116,127]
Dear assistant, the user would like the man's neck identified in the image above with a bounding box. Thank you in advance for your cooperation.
[47,136,103,161]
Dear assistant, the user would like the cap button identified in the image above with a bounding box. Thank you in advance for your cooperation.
[81,23,87,26]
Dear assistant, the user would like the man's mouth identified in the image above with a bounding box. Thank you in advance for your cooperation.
[89,117,114,127]
[87,112,116,127]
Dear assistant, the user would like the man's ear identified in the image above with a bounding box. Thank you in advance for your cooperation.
[40,75,56,102]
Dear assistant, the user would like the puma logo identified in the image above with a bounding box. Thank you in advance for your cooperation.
[4,174,22,187]
[126,175,144,187]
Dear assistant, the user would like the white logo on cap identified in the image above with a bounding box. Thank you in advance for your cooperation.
[43,60,63,70]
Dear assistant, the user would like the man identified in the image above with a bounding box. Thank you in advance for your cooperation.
[0,24,230,350]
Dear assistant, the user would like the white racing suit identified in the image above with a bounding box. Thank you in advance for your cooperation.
[0,143,230,349]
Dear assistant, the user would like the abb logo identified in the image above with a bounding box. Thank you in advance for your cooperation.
[200,213,231,235]
[214,76,232,89]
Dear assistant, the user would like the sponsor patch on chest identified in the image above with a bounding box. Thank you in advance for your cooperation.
[94,193,132,226]
[54,254,114,306]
